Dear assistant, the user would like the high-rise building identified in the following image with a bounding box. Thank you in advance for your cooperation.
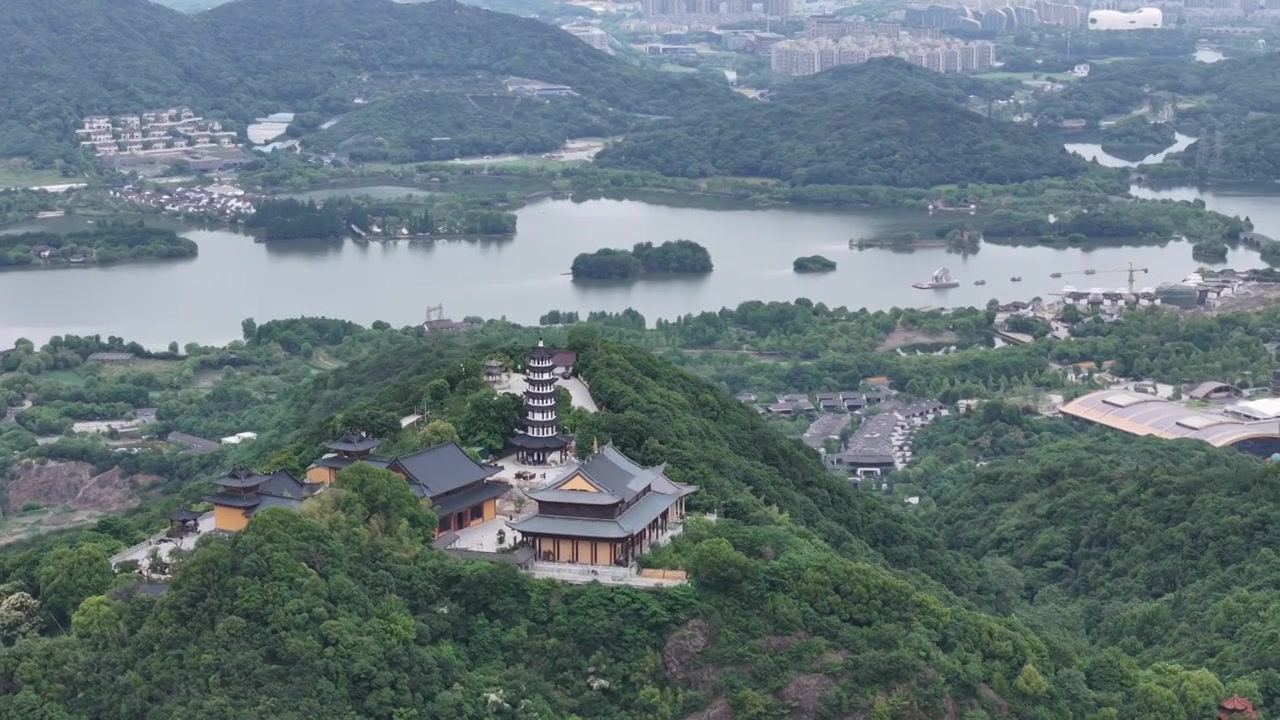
[763,0,793,15]
[805,13,849,38]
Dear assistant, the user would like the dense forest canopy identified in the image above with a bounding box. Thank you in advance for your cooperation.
[594,60,1090,187]
[0,222,197,267]
[0,330,1228,717]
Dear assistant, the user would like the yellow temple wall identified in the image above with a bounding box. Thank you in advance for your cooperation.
[558,474,597,492]
[213,504,249,532]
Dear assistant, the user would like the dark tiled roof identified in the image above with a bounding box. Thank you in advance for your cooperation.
[168,431,219,452]
[322,430,383,453]
[167,506,202,522]
[509,432,572,450]
[203,492,261,508]
[434,480,510,516]
[205,469,317,510]
[512,490,687,539]
[214,467,273,489]
[389,441,498,499]
[528,340,555,362]
[245,494,306,516]
[516,446,697,539]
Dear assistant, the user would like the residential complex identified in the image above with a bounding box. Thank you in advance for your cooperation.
[771,33,995,76]
[905,1,1083,30]
[638,0,790,17]
[77,107,238,158]
[564,24,611,50]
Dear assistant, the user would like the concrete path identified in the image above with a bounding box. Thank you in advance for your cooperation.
[505,373,598,413]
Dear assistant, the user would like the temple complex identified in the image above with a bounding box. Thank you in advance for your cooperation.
[211,433,511,537]
[204,467,322,532]
[508,339,572,464]
[510,444,696,565]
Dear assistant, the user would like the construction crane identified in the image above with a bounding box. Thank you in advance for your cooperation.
[1060,262,1150,294]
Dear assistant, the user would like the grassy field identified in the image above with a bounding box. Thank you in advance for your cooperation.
[43,370,87,386]
[99,358,183,380]
[0,161,74,189]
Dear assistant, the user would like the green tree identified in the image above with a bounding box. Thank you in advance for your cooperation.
[333,462,437,539]
[457,389,522,452]
[1014,662,1050,697]
[71,595,126,647]
[415,419,460,448]
[688,538,756,592]
[0,591,43,644]
[36,543,112,619]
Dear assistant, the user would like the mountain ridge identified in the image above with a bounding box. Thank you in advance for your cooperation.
[0,0,737,159]
[594,59,1091,187]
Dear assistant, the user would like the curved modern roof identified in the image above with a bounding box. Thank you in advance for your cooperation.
[1060,390,1280,448]
[1187,380,1240,400]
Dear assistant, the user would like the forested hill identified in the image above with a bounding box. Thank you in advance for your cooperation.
[594,59,1090,187]
[0,328,1190,719]
[0,0,735,158]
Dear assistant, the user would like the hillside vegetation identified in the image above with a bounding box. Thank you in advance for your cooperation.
[306,91,629,163]
[0,309,1277,715]
[0,332,1150,718]
[0,0,736,161]
[901,406,1280,711]
[594,60,1089,187]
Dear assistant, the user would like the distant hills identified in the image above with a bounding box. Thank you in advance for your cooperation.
[594,59,1091,188]
[1,0,1093,188]
[0,0,734,160]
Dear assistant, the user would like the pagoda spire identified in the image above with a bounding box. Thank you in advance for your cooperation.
[507,339,570,464]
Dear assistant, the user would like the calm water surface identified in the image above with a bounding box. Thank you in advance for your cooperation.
[1065,133,1196,168]
[1,176,1277,348]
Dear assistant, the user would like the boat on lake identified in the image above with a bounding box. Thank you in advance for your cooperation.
[974,279,986,286]
[1050,272,1062,278]
[913,267,960,290]
[1010,276,1022,282]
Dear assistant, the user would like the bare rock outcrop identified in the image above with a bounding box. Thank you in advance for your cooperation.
[5,460,161,514]
[663,618,711,682]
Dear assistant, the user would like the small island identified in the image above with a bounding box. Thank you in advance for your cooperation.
[571,239,713,280]
[1191,239,1229,262]
[1099,119,1177,162]
[793,255,837,273]
[0,222,198,269]
[852,226,980,252]
[246,197,517,241]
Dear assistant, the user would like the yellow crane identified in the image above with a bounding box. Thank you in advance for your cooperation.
[1060,262,1150,294]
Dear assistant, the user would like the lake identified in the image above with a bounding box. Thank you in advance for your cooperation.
[0,184,1273,349]
[1064,133,1196,169]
